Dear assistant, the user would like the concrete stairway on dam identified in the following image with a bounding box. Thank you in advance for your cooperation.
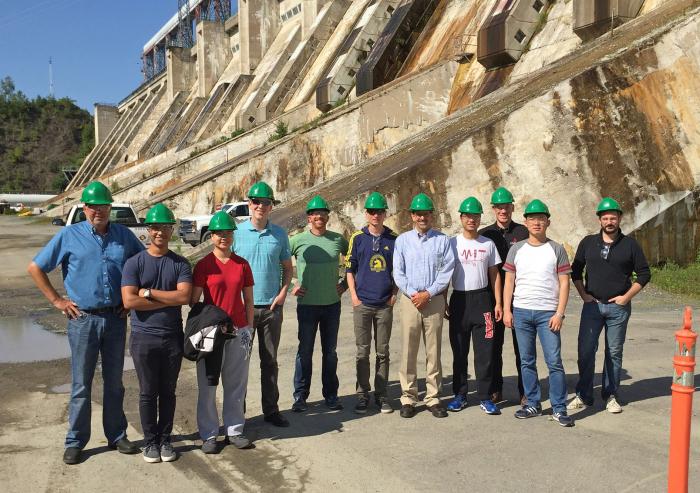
[233,21,303,130]
[195,75,253,141]
[177,83,231,150]
[315,0,403,112]
[258,0,351,121]
[68,82,166,188]
[155,96,207,154]
[138,92,189,159]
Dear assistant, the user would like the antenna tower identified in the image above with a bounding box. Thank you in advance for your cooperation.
[48,57,54,98]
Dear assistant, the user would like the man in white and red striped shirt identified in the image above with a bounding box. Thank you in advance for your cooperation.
[502,199,574,427]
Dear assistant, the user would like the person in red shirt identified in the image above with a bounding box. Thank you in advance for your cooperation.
[190,211,254,453]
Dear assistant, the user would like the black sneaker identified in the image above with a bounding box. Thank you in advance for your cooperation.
[377,398,394,414]
[201,437,218,454]
[552,411,574,427]
[292,398,307,413]
[264,412,290,427]
[514,404,543,419]
[325,396,343,410]
[354,397,369,414]
[63,447,81,465]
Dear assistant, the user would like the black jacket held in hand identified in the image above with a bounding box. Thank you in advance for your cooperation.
[571,230,651,302]
[184,302,235,385]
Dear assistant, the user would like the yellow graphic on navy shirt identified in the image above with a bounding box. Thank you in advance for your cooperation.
[369,254,387,272]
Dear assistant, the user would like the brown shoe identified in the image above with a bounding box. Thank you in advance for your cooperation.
[491,392,503,403]
[520,395,528,406]
[428,404,448,418]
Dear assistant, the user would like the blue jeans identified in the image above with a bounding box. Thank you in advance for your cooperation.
[575,301,631,403]
[293,303,341,401]
[513,308,568,413]
[66,311,128,449]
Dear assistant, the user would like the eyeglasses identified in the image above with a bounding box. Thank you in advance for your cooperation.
[251,198,272,206]
[147,225,173,232]
[212,230,234,237]
[600,243,611,261]
[84,204,110,211]
[366,209,386,216]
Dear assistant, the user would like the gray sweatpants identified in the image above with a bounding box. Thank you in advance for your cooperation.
[196,329,251,439]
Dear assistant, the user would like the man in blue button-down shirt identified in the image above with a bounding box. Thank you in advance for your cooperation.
[393,193,454,419]
[28,182,144,465]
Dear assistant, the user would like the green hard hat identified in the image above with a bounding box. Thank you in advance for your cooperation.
[596,197,623,215]
[458,196,483,214]
[364,192,388,210]
[208,210,237,231]
[306,195,330,213]
[523,199,551,217]
[81,181,113,205]
[248,181,275,200]
[491,186,514,205]
[144,203,176,224]
[409,193,434,212]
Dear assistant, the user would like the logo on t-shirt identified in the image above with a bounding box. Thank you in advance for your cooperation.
[369,254,387,272]
[460,248,488,265]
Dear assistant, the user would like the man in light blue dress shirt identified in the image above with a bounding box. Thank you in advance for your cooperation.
[393,193,455,419]
[28,181,144,464]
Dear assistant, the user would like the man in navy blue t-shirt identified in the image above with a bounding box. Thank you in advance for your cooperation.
[121,204,192,464]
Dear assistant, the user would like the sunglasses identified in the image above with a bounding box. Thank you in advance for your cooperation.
[366,209,386,215]
[600,244,611,261]
[251,198,272,206]
[147,225,174,232]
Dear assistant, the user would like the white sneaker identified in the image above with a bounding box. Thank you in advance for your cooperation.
[606,396,622,413]
[567,395,587,410]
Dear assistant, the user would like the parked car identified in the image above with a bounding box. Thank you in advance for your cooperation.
[52,203,150,245]
[179,201,250,246]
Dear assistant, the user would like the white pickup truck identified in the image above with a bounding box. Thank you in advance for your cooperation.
[178,201,250,246]
[51,203,150,245]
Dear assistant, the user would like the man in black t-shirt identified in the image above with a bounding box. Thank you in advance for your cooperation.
[478,187,528,405]
[568,198,650,414]
[121,204,192,463]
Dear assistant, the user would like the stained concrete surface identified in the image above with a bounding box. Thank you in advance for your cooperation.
[0,215,698,492]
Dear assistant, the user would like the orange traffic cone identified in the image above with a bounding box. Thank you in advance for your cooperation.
[668,307,697,493]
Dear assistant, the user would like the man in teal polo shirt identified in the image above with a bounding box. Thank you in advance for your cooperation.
[233,182,293,427]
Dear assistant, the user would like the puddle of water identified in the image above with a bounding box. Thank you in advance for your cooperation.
[0,317,70,363]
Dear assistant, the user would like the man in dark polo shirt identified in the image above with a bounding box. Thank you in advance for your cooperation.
[122,203,192,463]
[568,197,650,414]
[28,181,144,465]
[478,186,528,405]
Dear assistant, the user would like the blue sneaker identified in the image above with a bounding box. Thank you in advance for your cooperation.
[479,399,501,415]
[447,395,468,412]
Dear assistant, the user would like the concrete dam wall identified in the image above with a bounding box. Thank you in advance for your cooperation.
[49,0,700,264]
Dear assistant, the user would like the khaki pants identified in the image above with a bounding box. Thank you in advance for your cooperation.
[398,294,445,407]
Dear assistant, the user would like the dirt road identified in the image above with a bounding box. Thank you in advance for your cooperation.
[0,215,698,492]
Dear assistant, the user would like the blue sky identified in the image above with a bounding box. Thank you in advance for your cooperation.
[0,0,197,112]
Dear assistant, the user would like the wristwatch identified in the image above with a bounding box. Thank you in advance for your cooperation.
[554,313,565,320]
[143,288,152,300]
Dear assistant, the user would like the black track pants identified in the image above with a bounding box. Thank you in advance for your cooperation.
[449,289,495,401]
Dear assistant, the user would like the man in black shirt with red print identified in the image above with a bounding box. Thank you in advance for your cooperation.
[568,197,650,414]
[478,186,528,405]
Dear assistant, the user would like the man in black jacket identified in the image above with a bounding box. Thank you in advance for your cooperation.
[568,198,651,414]
[479,186,528,405]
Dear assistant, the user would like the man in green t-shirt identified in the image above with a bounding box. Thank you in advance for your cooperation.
[290,195,349,412]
